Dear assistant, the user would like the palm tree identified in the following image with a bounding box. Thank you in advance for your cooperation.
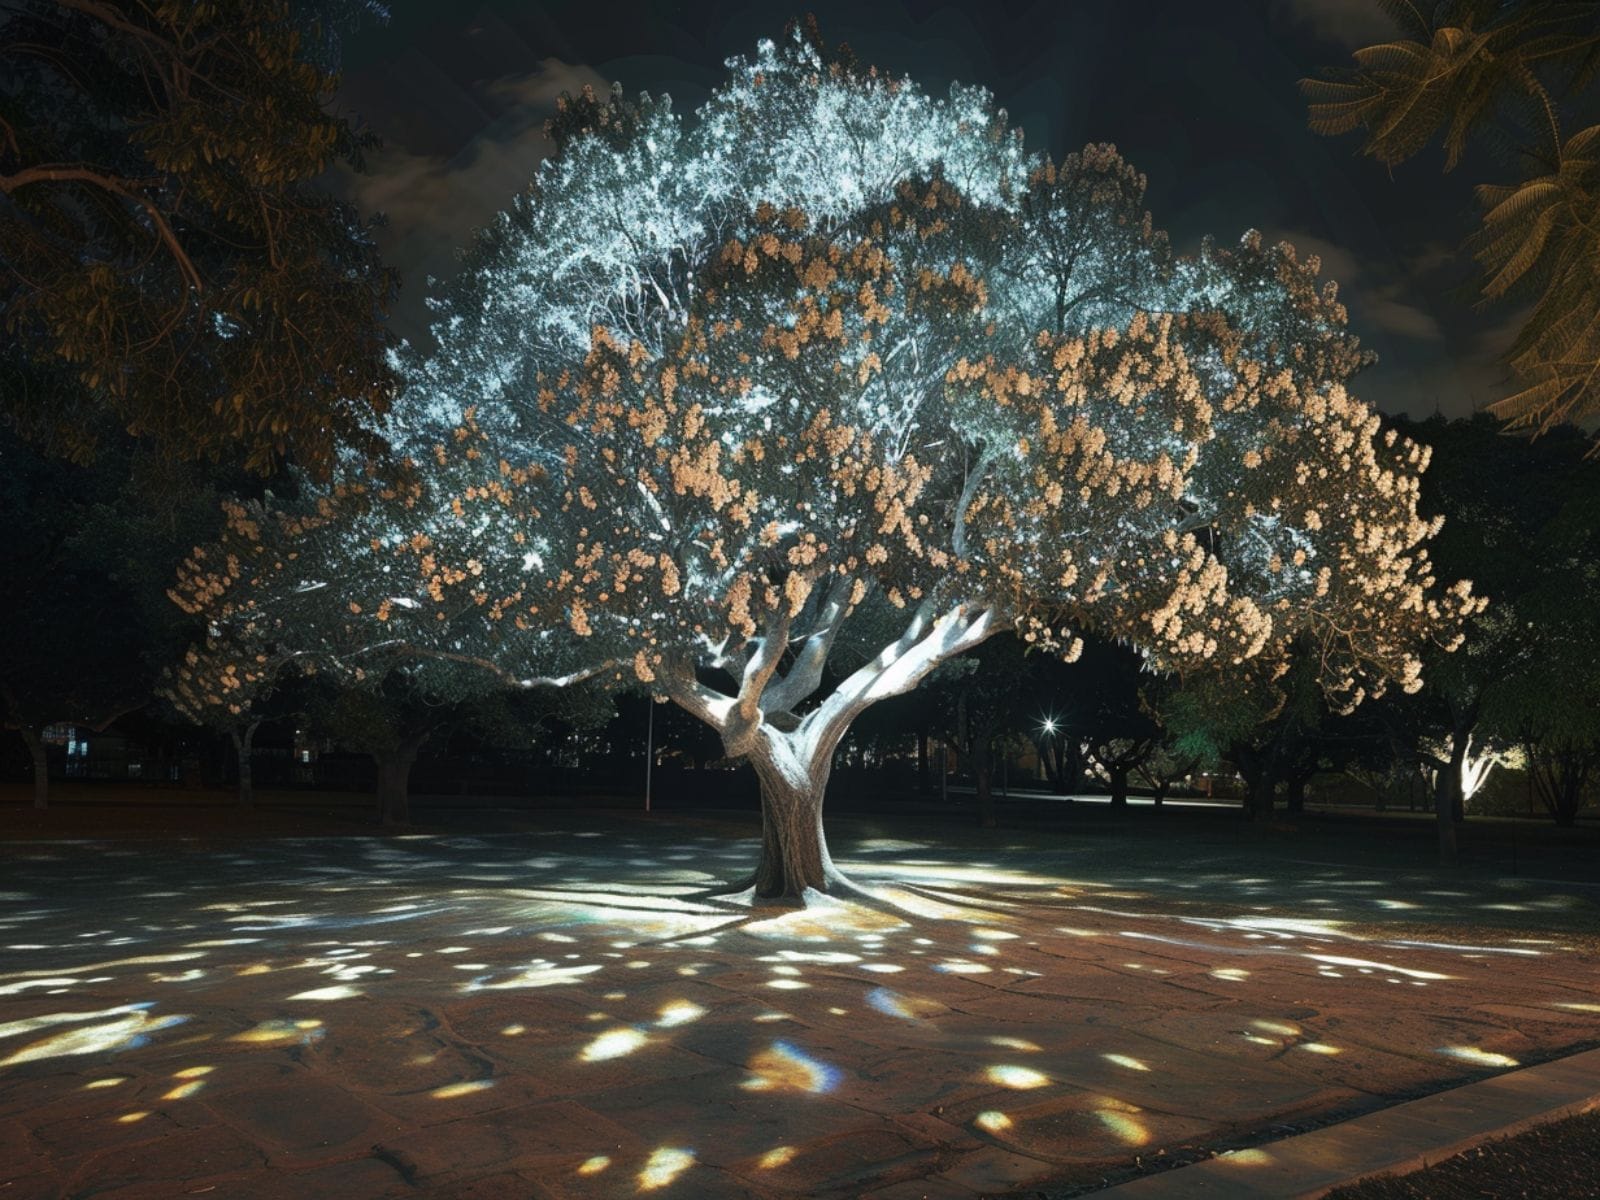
[1302,1,1600,438]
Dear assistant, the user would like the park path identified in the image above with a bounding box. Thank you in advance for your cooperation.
[1,817,1597,1198]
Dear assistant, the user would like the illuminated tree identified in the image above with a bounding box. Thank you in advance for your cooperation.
[171,28,1479,900]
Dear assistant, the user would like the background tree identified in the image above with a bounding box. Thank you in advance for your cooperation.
[1475,449,1600,824]
[0,0,396,474]
[926,637,1034,828]
[175,28,1478,902]
[1,426,230,806]
[1302,1,1600,439]
[1074,640,1156,809]
[1388,414,1597,842]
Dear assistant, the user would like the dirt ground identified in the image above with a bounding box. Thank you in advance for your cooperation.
[1,797,1597,1198]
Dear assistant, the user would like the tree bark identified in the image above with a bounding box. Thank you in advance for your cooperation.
[21,724,49,809]
[1107,765,1130,808]
[974,742,996,828]
[375,739,422,827]
[749,751,834,899]
[1434,755,1460,867]
[230,720,259,808]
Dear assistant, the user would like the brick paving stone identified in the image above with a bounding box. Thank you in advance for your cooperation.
[32,1109,185,1160]
[207,1080,401,1168]
[65,1125,265,1197]
[934,1145,1059,1193]
[231,1155,412,1200]
[0,1171,64,1200]
[859,1178,983,1200]
[427,1170,558,1200]
[890,1111,985,1152]
[464,1098,647,1159]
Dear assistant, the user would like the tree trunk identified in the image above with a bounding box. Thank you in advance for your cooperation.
[1151,781,1167,807]
[1247,770,1275,821]
[917,726,931,796]
[750,752,834,899]
[21,724,48,809]
[1434,755,1460,867]
[230,720,259,808]
[1285,774,1309,815]
[1107,764,1129,809]
[375,740,421,827]
[974,743,996,829]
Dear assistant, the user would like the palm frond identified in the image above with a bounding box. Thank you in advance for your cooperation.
[1375,0,1432,42]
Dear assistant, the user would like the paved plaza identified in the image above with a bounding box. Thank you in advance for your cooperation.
[1,811,1597,1198]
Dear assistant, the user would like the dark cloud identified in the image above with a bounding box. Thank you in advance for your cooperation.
[334,56,606,349]
[1269,0,1399,48]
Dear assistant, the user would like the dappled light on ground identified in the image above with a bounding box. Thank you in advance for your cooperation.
[0,818,1596,1197]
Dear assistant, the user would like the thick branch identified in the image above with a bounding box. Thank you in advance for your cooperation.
[798,601,1005,763]
[340,642,621,691]
[662,657,736,730]
[0,166,205,295]
[761,574,854,715]
[951,446,1000,560]
[736,604,793,722]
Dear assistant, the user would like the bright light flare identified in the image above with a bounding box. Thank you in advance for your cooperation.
[1103,1053,1149,1071]
[430,1080,495,1099]
[743,1041,840,1093]
[1439,1046,1519,1068]
[985,1064,1048,1089]
[580,1028,647,1062]
[637,1147,694,1191]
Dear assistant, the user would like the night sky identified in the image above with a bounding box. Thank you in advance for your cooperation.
[330,0,1517,421]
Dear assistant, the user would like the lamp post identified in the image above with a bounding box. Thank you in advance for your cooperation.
[644,700,654,814]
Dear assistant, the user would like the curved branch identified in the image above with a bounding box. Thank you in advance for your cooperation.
[0,166,204,295]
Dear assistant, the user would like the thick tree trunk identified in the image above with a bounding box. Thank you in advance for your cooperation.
[1107,765,1130,809]
[750,752,834,899]
[230,720,259,808]
[1151,782,1168,807]
[1246,769,1276,821]
[375,740,421,827]
[21,725,48,809]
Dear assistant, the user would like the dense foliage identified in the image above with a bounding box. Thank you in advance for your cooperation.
[0,0,397,474]
[1303,0,1600,439]
[168,28,1479,894]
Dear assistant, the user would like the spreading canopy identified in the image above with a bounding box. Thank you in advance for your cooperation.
[169,29,1478,889]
